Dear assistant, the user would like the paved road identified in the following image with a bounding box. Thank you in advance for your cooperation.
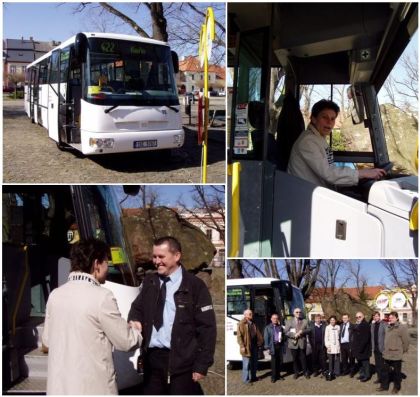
[3,99,225,184]
[227,328,418,395]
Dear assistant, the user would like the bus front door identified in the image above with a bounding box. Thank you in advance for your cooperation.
[58,47,72,146]
[48,50,60,142]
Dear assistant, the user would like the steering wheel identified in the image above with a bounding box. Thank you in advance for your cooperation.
[358,161,394,196]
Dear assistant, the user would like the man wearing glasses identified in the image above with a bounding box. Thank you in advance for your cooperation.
[285,308,311,379]
[350,312,372,382]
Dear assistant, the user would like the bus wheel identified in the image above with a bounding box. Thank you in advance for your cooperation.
[227,362,237,370]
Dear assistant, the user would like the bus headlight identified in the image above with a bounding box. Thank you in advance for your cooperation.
[89,138,115,148]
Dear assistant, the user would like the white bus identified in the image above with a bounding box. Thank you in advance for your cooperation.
[24,32,184,155]
[226,277,307,368]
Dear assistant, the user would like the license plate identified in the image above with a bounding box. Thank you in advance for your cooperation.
[133,140,158,149]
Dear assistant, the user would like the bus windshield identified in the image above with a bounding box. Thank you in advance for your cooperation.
[84,37,179,107]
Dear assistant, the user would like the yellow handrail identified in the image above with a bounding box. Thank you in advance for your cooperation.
[229,162,241,257]
[12,245,30,336]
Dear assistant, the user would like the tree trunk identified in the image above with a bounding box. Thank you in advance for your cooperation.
[150,3,168,42]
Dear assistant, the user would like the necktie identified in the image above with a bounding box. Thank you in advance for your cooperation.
[341,323,346,338]
[154,276,170,331]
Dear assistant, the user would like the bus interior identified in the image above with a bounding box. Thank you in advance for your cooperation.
[2,185,138,393]
[228,3,418,257]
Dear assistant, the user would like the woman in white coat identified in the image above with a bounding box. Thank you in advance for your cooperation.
[324,315,340,380]
[42,239,142,395]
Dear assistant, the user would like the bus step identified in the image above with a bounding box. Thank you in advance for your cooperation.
[22,348,48,378]
[4,376,46,394]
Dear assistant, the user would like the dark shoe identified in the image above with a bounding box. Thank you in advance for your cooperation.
[360,377,370,382]
[350,372,357,378]
[271,378,276,383]
[357,376,363,380]
[305,373,311,379]
[313,370,320,377]
[279,376,285,381]
[391,387,400,395]
[293,374,299,379]
[376,387,389,392]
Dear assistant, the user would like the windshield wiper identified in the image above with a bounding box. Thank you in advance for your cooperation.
[165,105,179,113]
[104,105,119,114]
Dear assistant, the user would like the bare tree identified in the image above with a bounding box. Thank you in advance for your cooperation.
[300,85,315,124]
[380,259,417,325]
[347,261,370,302]
[395,50,418,103]
[71,2,225,64]
[137,186,160,208]
[317,259,351,295]
[285,259,321,300]
[177,185,225,242]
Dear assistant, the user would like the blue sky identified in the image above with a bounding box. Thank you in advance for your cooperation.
[240,259,395,288]
[3,2,225,59]
[113,185,224,209]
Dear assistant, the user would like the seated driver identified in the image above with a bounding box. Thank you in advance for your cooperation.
[288,99,386,188]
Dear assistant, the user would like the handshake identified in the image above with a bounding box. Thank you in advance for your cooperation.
[129,321,142,332]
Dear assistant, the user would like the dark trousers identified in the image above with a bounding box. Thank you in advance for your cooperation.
[382,359,403,391]
[374,350,384,382]
[144,348,203,395]
[340,343,355,373]
[358,358,370,380]
[328,353,340,375]
[291,347,307,375]
[270,343,282,380]
[312,344,326,373]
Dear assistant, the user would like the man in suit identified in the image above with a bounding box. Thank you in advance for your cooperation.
[309,314,326,377]
[263,313,285,383]
[339,313,355,376]
[351,311,371,382]
[371,311,387,385]
[284,308,311,379]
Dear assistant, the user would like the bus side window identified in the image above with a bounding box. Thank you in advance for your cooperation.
[49,51,60,84]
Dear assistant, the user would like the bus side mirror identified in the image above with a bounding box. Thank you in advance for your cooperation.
[171,51,179,74]
[348,84,365,125]
[74,33,88,63]
[123,186,140,196]
[271,280,293,301]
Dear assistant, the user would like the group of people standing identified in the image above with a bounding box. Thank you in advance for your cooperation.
[237,308,409,394]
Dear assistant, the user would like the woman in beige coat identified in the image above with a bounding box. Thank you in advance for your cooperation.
[42,239,142,395]
[324,315,340,379]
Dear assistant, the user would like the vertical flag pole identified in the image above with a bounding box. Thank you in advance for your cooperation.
[199,8,215,183]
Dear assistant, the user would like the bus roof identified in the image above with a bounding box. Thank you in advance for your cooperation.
[227,277,299,287]
[26,32,169,69]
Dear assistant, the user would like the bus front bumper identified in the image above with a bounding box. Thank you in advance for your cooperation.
[79,129,185,155]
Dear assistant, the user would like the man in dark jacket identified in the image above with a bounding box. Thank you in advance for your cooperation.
[351,312,371,382]
[263,313,285,383]
[377,312,409,394]
[128,236,216,395]
[309,314,327,377]
[339,313,355,376]
[371,311,386,385]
